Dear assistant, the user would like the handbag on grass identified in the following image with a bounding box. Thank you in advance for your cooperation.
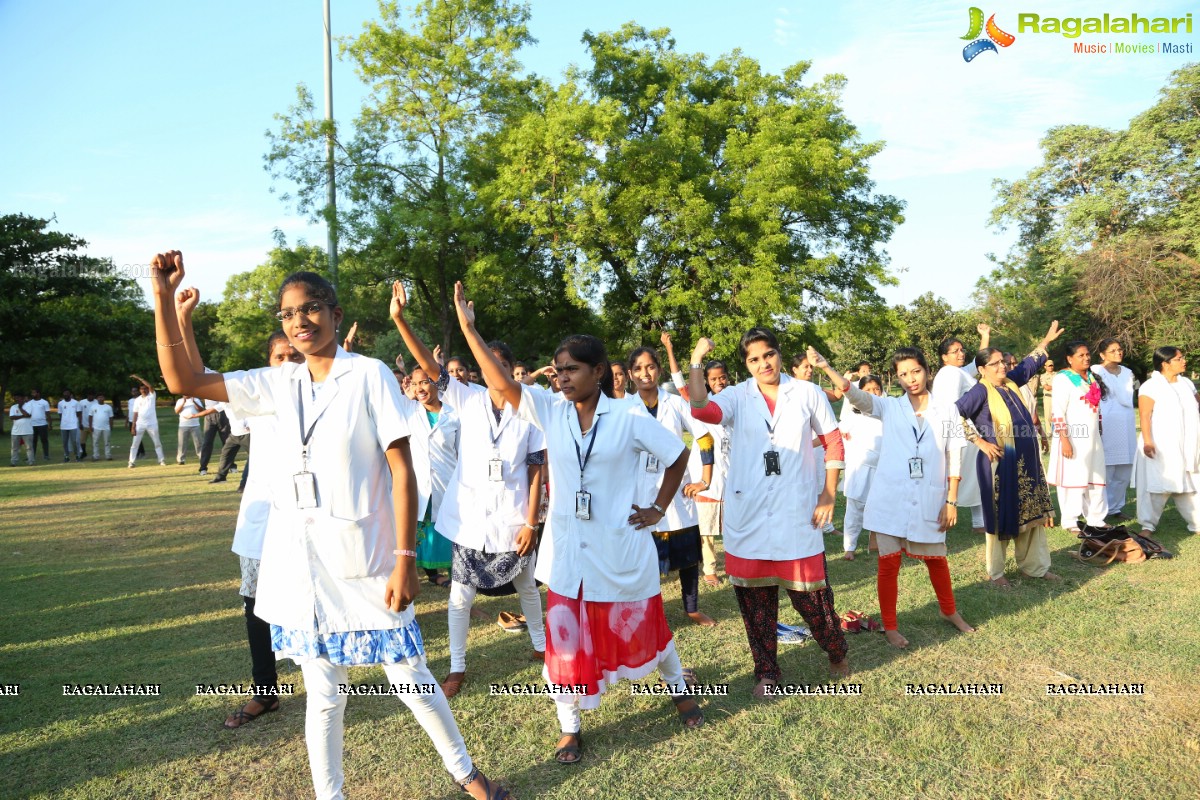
[1074,525,1146,565]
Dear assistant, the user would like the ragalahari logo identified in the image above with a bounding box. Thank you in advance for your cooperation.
[962,7,1016,61]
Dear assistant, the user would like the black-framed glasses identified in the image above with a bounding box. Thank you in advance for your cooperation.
[984,359,1007,369]
[276,301,323,322]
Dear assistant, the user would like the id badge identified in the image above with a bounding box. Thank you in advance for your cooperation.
[575,490,592,520]
[908,457,924,480]
[764,450,781,476]
[488,458,504,482]
[720,436,731,455]
[294,471,318,509]
[645,454,660,473]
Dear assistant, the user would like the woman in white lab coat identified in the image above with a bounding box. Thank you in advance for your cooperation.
[838,375,884,560]
[688,330,850,697]
[146,253,507,800]
[450,282,703,765]
[1136,346,1200,533]
[390,283,546,700]
[813,347,973,649]
[628,344,716,626]
[932,324,992,531]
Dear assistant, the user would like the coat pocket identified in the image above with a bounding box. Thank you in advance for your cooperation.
[312,516,387,580]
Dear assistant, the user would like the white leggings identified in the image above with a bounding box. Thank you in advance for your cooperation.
[300,657,473,800]
[1105,464,1133,514]
[843,498,865,552]
[552,641,686,734]
[448,563,545,673]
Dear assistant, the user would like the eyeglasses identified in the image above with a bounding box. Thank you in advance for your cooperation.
[984,360,1007,369]
[276,301,323,322]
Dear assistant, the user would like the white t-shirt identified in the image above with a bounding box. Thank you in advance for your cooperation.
[26,398,49,426]
[9,404,34,436]
[79,399,96,426]
[175,397,205,428]
[90,403,115,432]
[57,399,81,431]
[131,392,158,430]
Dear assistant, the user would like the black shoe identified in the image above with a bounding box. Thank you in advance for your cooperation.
[209,476,227,484]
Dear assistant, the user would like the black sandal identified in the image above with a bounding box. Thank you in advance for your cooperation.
[554,731,583,765]
[223,697,279,729]
[427,573,451,588]
[457,767,510,798]
[673,696,704,730]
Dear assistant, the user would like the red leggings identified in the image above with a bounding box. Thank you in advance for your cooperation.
[876,552,955,631]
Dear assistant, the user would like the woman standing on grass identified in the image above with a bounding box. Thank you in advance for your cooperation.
[450,281,704,765]
[147,252,508,800]
[932,324,992,531]
[954,322,1064,588]
[1136,346,1200,534]
[811,346,974,648]
[628,337,716,627]
[390,281,547,700]
[688,330,850,696]
[1091,339,1138,520]
[1048,341,1109,533]
[838,375,884,561]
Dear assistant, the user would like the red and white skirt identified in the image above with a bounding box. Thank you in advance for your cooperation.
[542,588,676,710]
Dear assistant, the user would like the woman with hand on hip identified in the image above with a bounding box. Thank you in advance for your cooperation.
[932,324,992,532]
[812,346,973,648]
[1048,341,1109,533]
[450,282,703,764]
[390,282,547,699]
[146,252,508,800]
[1091,339,1138,520]
[955,322,1064,588]
[1136,346,1200,534]
[689,331,850,696]
[628,339,716,627]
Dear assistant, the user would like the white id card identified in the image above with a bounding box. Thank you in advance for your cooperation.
[908,457,924,479]
[294,471,318,508]
[488,458,504,482]
[575,490,592,520]
[645,454,660,473]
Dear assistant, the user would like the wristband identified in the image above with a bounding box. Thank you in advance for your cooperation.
[689,363,704,370]
[651,502,666,516]
[393,549,417,558]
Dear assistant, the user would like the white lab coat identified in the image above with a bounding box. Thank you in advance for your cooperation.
[847,384,963,543]
[839,406,883,503]
[633,388,703,530]
[932,365,981,507]
[706,375,840,561]
[232,415,276,561]
[223,347,415,634]
[434,378,544,553]
[515,385,687,602]
[400,398,460,523]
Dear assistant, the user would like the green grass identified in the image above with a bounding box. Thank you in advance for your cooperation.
[2,413,1199,799]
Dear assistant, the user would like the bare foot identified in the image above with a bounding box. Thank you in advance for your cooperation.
[753,678,778,699]
[829,659,851,679]
[1031,571,1062,582]
[971,527,986,534]
[688,611,717,627]
[842,551,855,561]
[469,607,489,621]
[941,612,975,633]
[884,630,909,649]
[440,671,466,699]
[990,576,1012,590]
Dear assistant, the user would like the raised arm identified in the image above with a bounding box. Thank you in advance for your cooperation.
[453,282,522,409]
[389,281,441,379]
[661,330,682,376]
[148,251,227,401]
[174,287,206,375]
[687,338,716,409]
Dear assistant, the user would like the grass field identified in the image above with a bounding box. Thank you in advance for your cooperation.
[2,414,1199,800]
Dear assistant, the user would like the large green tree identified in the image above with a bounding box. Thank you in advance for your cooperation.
[0,213,156,428]
[487,25,904,360]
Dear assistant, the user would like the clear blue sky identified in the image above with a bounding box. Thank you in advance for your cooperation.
[2,1,1195,311]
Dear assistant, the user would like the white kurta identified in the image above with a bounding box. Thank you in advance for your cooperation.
[1137,372,1200,495]
[848,385,963,543]
[223,348,416,634]
[707,375,840,561]
[931,365,981,507]
[515,385,687,602]
[398,400,460,523]
[634,389,703,530]
[1091,364,1137,466]
[1047,371,1105,488]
